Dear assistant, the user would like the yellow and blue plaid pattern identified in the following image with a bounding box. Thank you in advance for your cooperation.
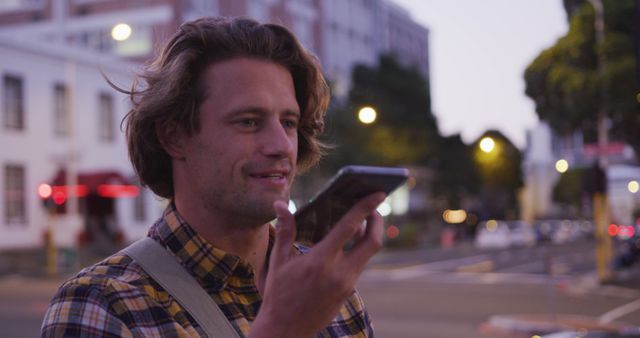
[41,203,373,337]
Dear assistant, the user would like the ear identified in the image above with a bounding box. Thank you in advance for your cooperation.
[156,121,187,160]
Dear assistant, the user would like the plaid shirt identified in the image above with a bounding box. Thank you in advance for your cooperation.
[41,204,374,337]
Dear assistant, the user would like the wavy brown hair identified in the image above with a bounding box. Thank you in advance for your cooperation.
[123,17,330,198]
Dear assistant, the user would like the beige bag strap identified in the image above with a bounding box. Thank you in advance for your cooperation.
[123,237,241,338]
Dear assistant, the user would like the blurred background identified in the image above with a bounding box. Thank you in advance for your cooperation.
[0,0,639,337]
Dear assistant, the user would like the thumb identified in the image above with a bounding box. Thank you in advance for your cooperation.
[271,200,296,267]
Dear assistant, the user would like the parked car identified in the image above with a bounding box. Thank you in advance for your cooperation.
[507,221,537,247]
[475,220,511,249]
[533,219,592,244]
[542,331,640,337]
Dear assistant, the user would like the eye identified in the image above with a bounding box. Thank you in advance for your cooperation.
[282,118,298,129]
[238,119,259,128]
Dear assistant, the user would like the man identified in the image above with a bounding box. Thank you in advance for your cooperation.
[41,17,385,338]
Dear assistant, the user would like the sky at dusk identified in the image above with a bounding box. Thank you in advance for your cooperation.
[391,0,569,148]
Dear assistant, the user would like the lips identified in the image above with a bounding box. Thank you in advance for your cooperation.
[248,169,290,180]
[253,172,286,179]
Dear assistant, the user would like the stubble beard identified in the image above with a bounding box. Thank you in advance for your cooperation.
[204,184,290,228]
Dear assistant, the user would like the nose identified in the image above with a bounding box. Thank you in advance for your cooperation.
[259,118,296,159]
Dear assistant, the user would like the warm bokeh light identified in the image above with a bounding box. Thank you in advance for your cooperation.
[485,219,498,232]
[628,180,639,193]
[386,225,400,239]
[38,184,52,199]
[608,224,619,237]
[52,191,66,205]
[618,225,636,239]
[358,107,377,124]
[96,185,140,198]
[555,159,569,173]
[111,23,132,41]
[443,209,467,224]
[406,176,417,189]
[479,137,495,153]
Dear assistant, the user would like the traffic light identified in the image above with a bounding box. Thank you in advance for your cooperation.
[585,162,607,194]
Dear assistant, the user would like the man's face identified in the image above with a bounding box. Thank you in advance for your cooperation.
[177,57,300,225]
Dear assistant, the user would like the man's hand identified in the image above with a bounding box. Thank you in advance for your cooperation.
[249,193,385,338]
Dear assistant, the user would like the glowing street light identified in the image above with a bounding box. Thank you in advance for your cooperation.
[628,180,639,193]
[555,159,569,173]
[358,107,377,124]
[479,137,495,153]
[111,23,132,42]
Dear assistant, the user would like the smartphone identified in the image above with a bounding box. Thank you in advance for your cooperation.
[294,165,410,245]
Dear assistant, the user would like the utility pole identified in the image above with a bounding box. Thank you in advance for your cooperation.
[589,0,613,283]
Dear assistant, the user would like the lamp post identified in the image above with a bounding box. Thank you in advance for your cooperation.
[589,0,613,283]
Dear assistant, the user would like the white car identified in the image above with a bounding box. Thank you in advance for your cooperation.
[507,221,537,247]
[475,220,511,249]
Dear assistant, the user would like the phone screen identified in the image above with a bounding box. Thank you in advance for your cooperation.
[294,166,409,245]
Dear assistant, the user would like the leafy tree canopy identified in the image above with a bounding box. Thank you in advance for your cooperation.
[323,54,439,169]
[525,0,639,156]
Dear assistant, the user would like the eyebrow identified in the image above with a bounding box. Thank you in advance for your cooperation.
[225,106,301,119]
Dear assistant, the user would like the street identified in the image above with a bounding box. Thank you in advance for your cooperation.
[361,239,640,337]
[1,240,639,338]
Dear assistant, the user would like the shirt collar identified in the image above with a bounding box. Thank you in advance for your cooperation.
[148,203,264,291]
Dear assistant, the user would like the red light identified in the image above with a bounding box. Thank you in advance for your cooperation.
[52,191,66,205]
[38,184,52,199]
[618,225,636,239]
[608,224,619,237]
[97,184,139,198]
[386,225,400,239]
[51,185,89,198]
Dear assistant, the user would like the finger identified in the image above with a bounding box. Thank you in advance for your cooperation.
[352,220,367,242]
[315,192,385,255]
[270,200,297,267]
[345,210,384,269]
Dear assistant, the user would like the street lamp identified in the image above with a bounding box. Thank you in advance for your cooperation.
[628,180,639,193]
[479,137,495,153]
[358,106,377,124]
[111,23,132,42]
[555,159,569,173]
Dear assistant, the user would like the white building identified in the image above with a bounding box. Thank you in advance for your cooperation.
[608,165,640,225]
[0,0,430,100]
[0,0,432,252]
[521,121,639,224]
[0,36,162,250]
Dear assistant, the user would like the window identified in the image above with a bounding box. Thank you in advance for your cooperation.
[0,0,45,11]
[5,164,26,225]
[98,92,115,141]
[53,83,70,136]
[133,185,146,222]
[3,74,24,130]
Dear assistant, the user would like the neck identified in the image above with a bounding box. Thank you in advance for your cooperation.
[173,197,271,288]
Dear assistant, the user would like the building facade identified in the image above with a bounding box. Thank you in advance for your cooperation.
[0,0,431,251]
[521,122,639,225]
[0,36,162,250]
[0,0,430,98]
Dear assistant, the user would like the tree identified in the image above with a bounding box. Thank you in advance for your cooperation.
[524,0,640,156]
[472,130,523,219]
[432,134,480,208]
[322,54,438,170]
[319,55,497,211]
[552,167,589,215]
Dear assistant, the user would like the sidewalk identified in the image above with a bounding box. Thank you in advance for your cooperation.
[606,265,640,291]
